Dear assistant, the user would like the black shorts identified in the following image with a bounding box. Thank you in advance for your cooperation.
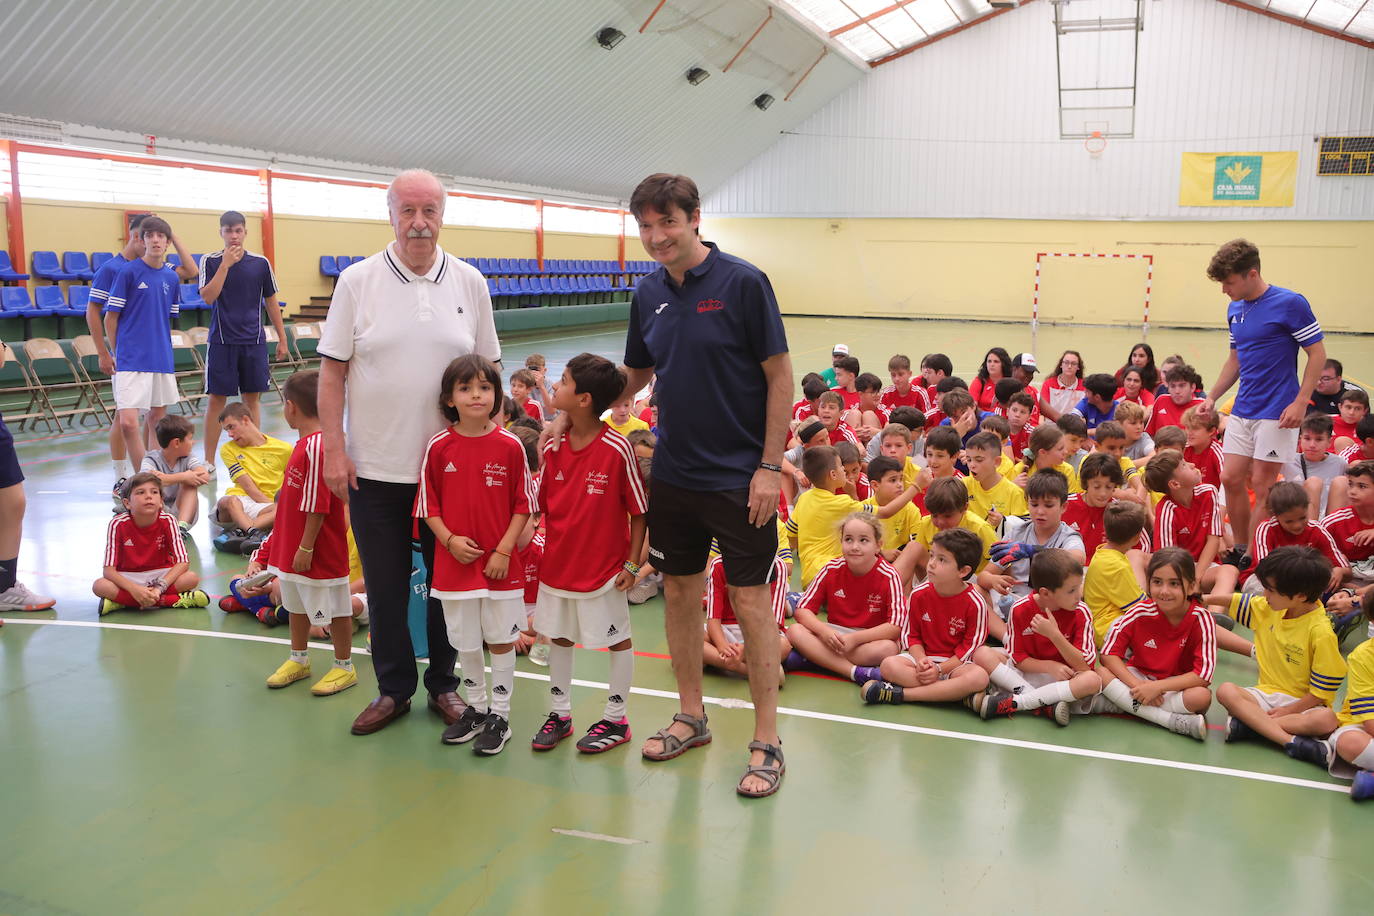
[646,478,778,587]
[0,413,22,489]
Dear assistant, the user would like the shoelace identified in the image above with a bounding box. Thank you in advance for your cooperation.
[540,716,565,734]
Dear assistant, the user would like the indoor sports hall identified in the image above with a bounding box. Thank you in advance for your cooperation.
[1,1,1371,912]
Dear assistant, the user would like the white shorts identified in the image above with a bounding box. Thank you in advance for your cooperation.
[278,577,352,625]
[1327,724,1373,780]
[118,567,172,588]
[534,582,631,650]
[1242,687,1306,711]
[1012,660,1098,713]
[1224,416,1299,464]
[440,594,525,649]
[895,652,956,680]
[720,623,744,644]
[114,371,179,411]
[216,494,272,523]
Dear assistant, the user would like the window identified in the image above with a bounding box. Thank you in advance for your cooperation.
[543,205,620,235]
[18,151,262,210]
[273,177,388,219]
[444,195,538,231]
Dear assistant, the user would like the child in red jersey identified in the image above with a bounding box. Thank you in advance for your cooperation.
[417,356,535,755]
[861,528,991,707]
[1181,406,1225,491]
[508,368,545,423]
[831,355,862,412]
[847,372,889,445]
[787,513,905,685]
[531,353,648,754]
[261,370,356,697]
[1323,461,1374,598]
[815,390,860,448]
[1144,449,1235,593]
[881,354,931,415]
[703,554,792,687]
[1337,416,1374,468]
[1241,482,1348,594]
[1097,548,1215,740]
[95,472,206,615]
[1147,363,1204,436]
[972,548,1103,725]
[836,440,870,501]
[792,373,828,422]
[1005,391,1036,461]
[1333,389,1369,453]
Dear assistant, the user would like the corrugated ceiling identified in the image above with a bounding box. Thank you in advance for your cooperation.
[0,0,864,201]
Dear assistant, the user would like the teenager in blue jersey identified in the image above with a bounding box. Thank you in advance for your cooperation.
[1198,239,1326,564]
[86,214,198,496]
[197,210,287,463]
[103,216,185,470]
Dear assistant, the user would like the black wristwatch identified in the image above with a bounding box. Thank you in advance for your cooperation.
[758,462,782,473]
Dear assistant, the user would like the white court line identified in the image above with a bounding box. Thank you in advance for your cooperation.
[2,618,1348,796]
[550,828,645,846]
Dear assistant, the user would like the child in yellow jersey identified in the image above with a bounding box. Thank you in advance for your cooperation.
[1323,611,1374,799]
[1092,421,1149,504]
[977,415,1019,480]
[786,446,919,587]
[1209,546,1345,762]
[862,456,921,562]
[963,431,1027,534]
[602,395,651,438]
[1083,500,1149,645]
[215,402,292,535]
[876,423,921,489]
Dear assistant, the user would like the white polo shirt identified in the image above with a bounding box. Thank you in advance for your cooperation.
[318,242,500,484]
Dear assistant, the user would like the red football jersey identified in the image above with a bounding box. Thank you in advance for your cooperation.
[792,398,816,422]
[267,431,349,585]
[1102,601,1216,682]
[1183,441,1226,490]
[881,384,931,414]
[537,426,648,594]
[828,422,860,448]
[903,581,987,661]
[521,527,544,605]
[1340,443,1372,464]
[1321,507,1374,564]
[416,426,535,597]
[1005,595,1097,666]
[798,556,906,631]
[1114,388,1155,408]
[104,510,187,572]
[1332,417,1358,447]
[1154,485,1222,561]
[1008,426,1031,461]
[1242,516,1349,584]
[831,387,862,411]
[519,398,544,422]
[705,556,787,630]
[1064,495,1152,561]
[1147,396,1202,435]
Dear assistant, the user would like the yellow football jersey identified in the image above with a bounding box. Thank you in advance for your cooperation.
[220,435,293,500]
[964,473,1028,522]
[786,487,864,585]
[1084,547,1147,645]
[1337,638,1374,727]
[1227,594,1346,702]
[914,511,996,572]
[862,499,919,553]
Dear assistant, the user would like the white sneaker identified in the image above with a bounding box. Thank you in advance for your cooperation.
[1169,713,1208,741]
[0,582,56,611]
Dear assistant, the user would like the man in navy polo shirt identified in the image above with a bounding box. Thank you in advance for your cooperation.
[1199,239,1326,562]
[198,210,287,462]
[622,173,793,798]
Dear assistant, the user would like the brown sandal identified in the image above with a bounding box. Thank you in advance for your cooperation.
[641,712,711,761]
[736,740,785,798]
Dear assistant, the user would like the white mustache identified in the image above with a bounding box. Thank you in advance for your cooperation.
[407,226,434,238]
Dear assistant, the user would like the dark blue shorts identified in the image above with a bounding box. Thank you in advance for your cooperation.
[0,413,24,489]
[204,342,270,396]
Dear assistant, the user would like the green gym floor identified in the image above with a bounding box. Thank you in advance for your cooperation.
[1,318,1368,914]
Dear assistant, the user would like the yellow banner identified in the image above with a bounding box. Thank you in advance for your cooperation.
[1179,152,1297,207]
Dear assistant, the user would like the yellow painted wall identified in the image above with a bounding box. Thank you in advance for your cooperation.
[706,217,1374,333]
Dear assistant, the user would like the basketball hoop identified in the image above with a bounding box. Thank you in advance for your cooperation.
[1084,130,1106,157]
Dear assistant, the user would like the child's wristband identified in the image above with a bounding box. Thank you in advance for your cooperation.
[623,561,641,576]
[299,546,314,553]
[493,549,510,558]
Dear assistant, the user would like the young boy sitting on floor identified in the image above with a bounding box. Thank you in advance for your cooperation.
[703,552,792,689]
[215,402,292,541]
[1210,546,1345,767]
[983,469,1085,624]
[1090,421,1148,504]
[1181,406,1226,492]
[141,414,212,533]
[963,430,1027,535]
[861,528,991,708]
[862,456,921,562]
[1082,500,1150,645]
[1240,481,1348,595]
[1320,609,1374,800]
[1114,400,1154,464]
[1283,413,1346,519]
[95,472,208,614]
[1333,388,1370,454]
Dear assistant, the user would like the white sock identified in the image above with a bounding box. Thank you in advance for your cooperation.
[459,649,488,711]
[1353,743,1374,771]
[1015,678,1076,711]
[1161,691,1190,713]
[114,458,134,479]
[604,648,633,722]
[989,662,1031,694]
[290,649,308,665]
[489,650,515,718]
[548,643,574,716]
[332,657,353,672]
[1103,679,1172,726]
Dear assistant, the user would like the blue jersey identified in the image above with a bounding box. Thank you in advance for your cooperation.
[88,253,133,311]
[624,243,789,491]
[1070,397,1117,429]
[105,259,180,373]
[1227,285,1323,420]
[198,250,277,345]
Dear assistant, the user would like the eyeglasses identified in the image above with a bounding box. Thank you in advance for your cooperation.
[1319,376,1339,383]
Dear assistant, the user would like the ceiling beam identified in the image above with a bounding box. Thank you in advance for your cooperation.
[1213,0,1374,49]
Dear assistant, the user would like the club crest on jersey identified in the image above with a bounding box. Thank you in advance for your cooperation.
[585,470,609,496]
[948,617,966,638]
[482,462,509,488]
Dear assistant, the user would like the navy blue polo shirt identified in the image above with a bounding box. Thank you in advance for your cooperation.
[198,250,278,345]
[624,243,788,491]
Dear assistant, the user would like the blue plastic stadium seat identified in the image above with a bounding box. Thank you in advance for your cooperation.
[66,285,92,316]
[496,258,512,275]
[351,255,366,266]
[180,284,207,310]
[90,252,114,273]
[31,250,79,282]
[165,253,182,268]
[1,286,52,317]
[62,251,95,281]
[320,256,339,278]
[192,253,204,267]
[0,250,30,281]
[496,277,514,297]
[486,278,498,297]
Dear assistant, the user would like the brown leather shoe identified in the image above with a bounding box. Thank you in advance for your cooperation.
[350,695,411,735]
[428,691,468,726]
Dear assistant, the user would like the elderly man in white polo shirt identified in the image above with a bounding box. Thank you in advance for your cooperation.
[319,168,501,737]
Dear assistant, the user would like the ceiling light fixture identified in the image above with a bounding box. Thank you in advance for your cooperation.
[686,67,710,85]
[596,27,625,50]
[753,93,774,110]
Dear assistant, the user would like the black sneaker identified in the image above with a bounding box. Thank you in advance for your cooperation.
[1219,547,1247,569]
[1284,735,1332,768]
[472,714,512,756]
[441,706,488,745]
[531,712,573,751]
[576,718,631,753]
[1225,715,1256,744]
[984,690,1017,719]
[861,679,904,705]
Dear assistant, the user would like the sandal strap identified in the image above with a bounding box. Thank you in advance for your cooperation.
[648,728,684,752]
[672,712,708,734]
[747,739,784,763]
[741,764,782,787]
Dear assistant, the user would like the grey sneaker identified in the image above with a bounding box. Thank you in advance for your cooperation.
[1169,713,1208,741]
[0,582,56,611]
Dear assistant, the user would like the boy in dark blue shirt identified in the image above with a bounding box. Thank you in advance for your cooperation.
[1070,373,1120,437]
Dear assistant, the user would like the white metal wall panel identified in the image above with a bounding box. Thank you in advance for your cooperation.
[706,0,1374,219]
